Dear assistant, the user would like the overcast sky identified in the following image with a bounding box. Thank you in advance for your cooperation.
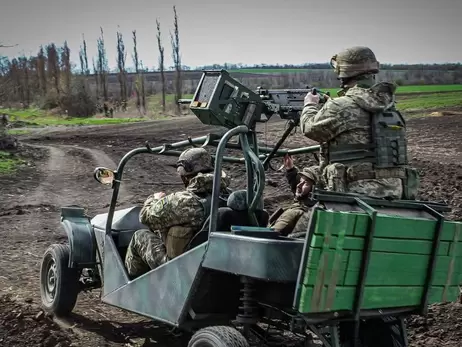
[0,0,461,70]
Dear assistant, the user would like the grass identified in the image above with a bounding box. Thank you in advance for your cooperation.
[395,92,462,112]
[0,151,25,174]
[313,84,462,96]
[0,107,146,127]
[228,68,316,74]
[7,129,31,135]
[2,85,460,129]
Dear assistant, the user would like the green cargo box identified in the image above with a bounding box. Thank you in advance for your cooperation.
[295,199,462,315]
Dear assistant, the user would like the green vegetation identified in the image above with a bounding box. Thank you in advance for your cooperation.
[319,84,462,96]
[229,68,315,74]
[2,85,460,129]
[0,151,25,174]
[0,108,146,127]
[396,92,462,112]
[7,129,31,135]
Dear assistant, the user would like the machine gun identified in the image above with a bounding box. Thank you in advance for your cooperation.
[178,72,330,124]
[255,86,330,122]
[178,70,328,169]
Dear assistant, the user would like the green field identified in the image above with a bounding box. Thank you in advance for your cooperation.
[0,108,145,126]
[316,84,462,96]
[395,92,462,112]
[2,83,461,128]
[228,68,315,74]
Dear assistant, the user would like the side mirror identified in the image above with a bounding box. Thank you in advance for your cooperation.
[94,167,115,186]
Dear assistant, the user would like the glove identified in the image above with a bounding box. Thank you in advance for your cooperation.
[304,92,320,106]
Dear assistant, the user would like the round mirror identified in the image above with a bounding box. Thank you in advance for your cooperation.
[94,167,115,186]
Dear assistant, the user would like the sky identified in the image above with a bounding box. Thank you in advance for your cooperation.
[0,0,461,71]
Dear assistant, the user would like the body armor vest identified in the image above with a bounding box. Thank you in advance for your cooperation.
[327,108,408,176]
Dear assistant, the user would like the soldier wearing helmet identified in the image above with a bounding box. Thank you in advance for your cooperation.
[300,46,419,200]
[269,156,320,236]
[124,147,230,278]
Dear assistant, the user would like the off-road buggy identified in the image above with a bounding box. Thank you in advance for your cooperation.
[39,70,462,347]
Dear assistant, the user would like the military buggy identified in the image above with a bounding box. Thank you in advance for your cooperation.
[39,70,462,347]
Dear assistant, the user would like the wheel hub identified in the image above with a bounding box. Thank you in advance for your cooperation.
[45,259,57,301]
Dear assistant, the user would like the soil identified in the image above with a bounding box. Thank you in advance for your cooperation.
[0,108,461,346]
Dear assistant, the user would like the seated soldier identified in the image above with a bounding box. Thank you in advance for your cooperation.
[269,154,320,236]
[124,147,230,277]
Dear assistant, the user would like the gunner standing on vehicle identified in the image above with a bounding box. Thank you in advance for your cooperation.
[300,46,419,200]
[124,147,230,277]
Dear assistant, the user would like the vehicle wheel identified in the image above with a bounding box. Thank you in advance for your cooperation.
[40,244,81,317]
[188,326,249,347]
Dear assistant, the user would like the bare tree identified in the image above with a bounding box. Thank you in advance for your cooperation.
[170,5,182,114]
[116,29,128,108]
[46,43,60,98]
[132,30,146,114]
[61,41,71,95]
[37,46,47,95]
[92,57,99,101]
[97,27,108,101]
[156,19,166,112]
[18,56,30,107]
[79,35,90,76]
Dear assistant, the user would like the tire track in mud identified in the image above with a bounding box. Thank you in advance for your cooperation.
[0,142,147,347]
[4,143,133,214]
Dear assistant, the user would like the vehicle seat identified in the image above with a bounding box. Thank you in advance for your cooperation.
[91,206,147,248]
[186,190,269,250]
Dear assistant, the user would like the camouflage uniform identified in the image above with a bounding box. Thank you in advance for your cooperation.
[300,46,419,200]
[269,166,319,236]
[125,148,230,277]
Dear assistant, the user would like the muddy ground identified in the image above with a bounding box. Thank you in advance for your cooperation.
[0,108,462,346]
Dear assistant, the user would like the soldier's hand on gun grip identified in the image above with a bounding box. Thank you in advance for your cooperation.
[304,92,320,106]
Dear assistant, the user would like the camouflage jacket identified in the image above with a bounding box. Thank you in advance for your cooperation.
[300,82,404,199]
[268,167,316,236]
[140,172,230,241]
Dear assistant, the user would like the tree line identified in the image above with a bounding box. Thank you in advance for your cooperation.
[0,6,182,117]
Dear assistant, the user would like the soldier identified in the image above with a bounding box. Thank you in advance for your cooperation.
[124,147,230,277]
[300,46,419,200]
[269,154,320,236]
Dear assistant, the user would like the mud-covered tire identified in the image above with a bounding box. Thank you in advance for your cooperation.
[40,244,81,317]
[188,326,249,347]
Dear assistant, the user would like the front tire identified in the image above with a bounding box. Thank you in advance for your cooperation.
[40,244,81,317]
[188,326,249,347]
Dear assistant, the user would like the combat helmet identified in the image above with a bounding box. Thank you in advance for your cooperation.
[330,46,380,79]
[298,166,319,183]
[177,147,214,177]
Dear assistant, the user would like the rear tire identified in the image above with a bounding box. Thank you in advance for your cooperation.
[188,326,249,347]
[40,244,81,317]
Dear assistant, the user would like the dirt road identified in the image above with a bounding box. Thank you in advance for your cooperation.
[1,111,462,346]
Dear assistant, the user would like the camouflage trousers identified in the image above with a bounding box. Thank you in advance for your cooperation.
[125,229,168,277]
